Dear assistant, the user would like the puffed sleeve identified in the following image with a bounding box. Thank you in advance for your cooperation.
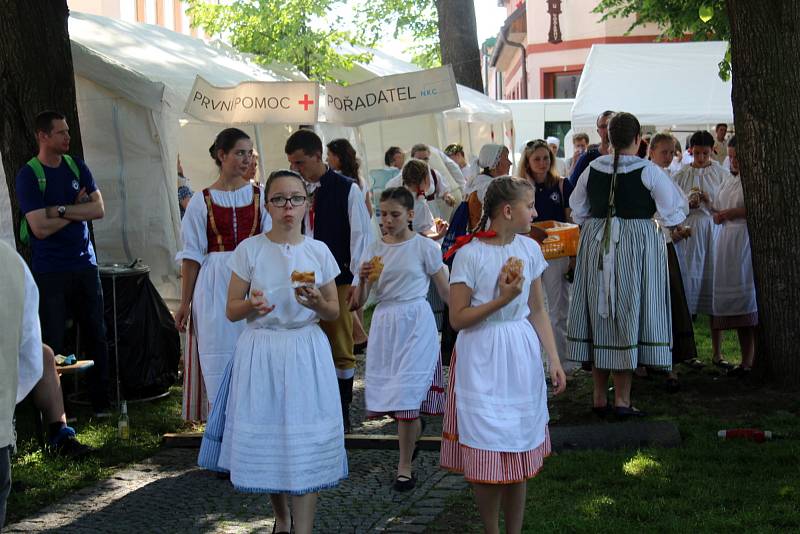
[642,164,690,227]
[176,192,208,265]
[450,244,477,289]
[421,236,445,275]
[351,240,377,288]
[227,239,253,283]
[522,236,548,281]
[568,166,592,225]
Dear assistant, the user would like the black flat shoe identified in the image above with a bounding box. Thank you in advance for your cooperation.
[614,406,647,418]
[393,474,416,492]
[271,516,292,534]
[727,365,752,378]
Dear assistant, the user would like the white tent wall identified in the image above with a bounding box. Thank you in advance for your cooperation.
[75,77,182,298]
[571,42,733,133]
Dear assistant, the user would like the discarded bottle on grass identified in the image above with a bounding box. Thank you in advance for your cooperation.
[717,428,772,442]
[118,401,130,440]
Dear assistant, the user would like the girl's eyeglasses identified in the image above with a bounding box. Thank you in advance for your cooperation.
[268,195,307,208]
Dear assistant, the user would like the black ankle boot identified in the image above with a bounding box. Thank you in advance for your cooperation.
[337,377,353,434]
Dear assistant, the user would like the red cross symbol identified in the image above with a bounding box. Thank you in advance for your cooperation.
[298,94,315,111]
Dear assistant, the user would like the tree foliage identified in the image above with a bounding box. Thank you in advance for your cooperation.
[185,0,371,82]
[593,0,732,79]
[354,0,441,68]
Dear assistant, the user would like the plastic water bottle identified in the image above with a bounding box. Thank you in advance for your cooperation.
[118,401,130,440]
[717,428,772,442]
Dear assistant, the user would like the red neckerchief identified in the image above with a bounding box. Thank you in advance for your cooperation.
[443,231,497,261]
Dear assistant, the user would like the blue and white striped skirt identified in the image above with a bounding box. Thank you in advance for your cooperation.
[567,217,672,371]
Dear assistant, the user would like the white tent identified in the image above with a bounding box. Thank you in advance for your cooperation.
[331,45,514,177]
[0,12,312,298]
[570,41,733,134]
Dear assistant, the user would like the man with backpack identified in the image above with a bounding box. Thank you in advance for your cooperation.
[15,110,111,417]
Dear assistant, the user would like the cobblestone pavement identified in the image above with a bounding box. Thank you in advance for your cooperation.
[6,354,468,533]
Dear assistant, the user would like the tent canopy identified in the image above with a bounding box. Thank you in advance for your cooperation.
[570,41,733,132]
[70,12,305,111]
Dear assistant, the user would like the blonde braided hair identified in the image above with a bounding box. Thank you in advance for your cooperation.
[470,176,533,233]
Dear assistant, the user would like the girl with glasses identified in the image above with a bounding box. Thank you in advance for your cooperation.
[199,169,347,534]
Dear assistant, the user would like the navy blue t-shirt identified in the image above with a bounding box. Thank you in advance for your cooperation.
[16,156,98,273]
[568,148,602,188]
[533,178,574,223]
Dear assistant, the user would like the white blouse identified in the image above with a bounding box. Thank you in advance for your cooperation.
[228,235,340,330]
[450,235,547,324]
[570,155,688,227]
[176,184,272,265]
[354,234,444,303]
[672,161,730,218]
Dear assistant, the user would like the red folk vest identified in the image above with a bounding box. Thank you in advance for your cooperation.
[203,185,262,252]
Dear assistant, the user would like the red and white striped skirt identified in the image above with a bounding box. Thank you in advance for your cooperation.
[440,348,551,484]
[366,352,445,421]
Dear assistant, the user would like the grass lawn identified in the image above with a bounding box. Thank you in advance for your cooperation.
[7,385,191,525]
[427,317,800,533]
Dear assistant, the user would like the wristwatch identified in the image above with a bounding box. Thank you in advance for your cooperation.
[57,205,67,218]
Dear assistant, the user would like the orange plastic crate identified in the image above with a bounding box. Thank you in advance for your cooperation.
[531,221,580,259]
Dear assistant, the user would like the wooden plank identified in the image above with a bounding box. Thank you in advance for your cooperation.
[163,422,681,451]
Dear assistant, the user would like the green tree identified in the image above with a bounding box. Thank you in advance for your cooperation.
[185,0,371,82]
[355,0,440,68]
[355,0,483,91]
[594,0,800,386]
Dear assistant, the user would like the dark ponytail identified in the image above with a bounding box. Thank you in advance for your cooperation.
[209,128,250,167]
[608,111,641,177]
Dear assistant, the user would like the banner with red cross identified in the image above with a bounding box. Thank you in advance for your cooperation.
[184,76,319,124]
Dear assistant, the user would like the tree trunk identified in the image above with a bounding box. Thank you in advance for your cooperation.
[727,0,800,386]
[436,0,484,92]
[0,0,83,253]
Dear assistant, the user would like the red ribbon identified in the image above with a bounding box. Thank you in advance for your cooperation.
[443,230,497,261]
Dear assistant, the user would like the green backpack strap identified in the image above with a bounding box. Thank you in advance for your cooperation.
[63,154,80,179]
[19,155,81,245]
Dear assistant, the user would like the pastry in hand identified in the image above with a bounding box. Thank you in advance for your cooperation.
[368,256,384,282]
[501,257,524,282]
[291,270,315,287]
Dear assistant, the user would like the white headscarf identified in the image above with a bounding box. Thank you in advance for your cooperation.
[477,144,505,170]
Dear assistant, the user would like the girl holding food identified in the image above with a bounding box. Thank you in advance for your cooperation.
[354,186,450,492]
[198,169,347,534]
[441,176,566,534]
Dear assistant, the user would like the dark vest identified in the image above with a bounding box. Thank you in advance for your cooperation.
[586,166,656,219]
[313,169,355,285]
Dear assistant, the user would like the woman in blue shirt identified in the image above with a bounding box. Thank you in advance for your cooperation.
[518,139,575,373]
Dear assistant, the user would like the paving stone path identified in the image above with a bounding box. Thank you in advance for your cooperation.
[5,354,468,533]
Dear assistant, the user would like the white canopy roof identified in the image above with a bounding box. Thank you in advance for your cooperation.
[69,11,306,113]
[571,41,733,131]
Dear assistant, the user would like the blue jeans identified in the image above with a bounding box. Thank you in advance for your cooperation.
[34,268,110,410]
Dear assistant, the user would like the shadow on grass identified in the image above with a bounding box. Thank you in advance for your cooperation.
[427,317,800,533]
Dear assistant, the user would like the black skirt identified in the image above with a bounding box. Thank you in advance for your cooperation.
[667,242,697,363]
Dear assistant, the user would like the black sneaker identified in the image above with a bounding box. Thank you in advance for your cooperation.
[50,427,94,459]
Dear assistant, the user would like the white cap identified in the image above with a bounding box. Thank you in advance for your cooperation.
[546,136,560,148]
[478,144,505,169]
